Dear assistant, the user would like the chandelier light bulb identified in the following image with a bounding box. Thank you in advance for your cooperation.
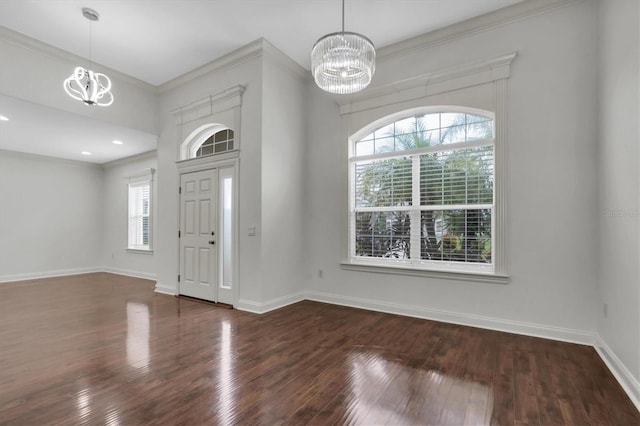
[64,67,113,106]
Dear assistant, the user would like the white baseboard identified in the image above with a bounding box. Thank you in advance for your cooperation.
[0,267,156,284]
[594,335,640,411]
[154,284,176,296]
[235,298,262,313]
[305,290,595,346]
[0,267,102,283]
[236,292,305,314]
[102,267,156,281]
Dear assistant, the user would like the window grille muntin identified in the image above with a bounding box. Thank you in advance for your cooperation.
[196,129,234,158]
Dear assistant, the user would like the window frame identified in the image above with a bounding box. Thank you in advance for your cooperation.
[127,168,155,254]
[345,106,507,282]
[195,128,235,158]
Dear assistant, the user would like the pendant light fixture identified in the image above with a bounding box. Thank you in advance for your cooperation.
[311,0,375,94]
[64,8,113,106]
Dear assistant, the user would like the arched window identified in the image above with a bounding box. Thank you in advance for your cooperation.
[179,123,235,161]
[195,129,234,157]
[349,107,495,273]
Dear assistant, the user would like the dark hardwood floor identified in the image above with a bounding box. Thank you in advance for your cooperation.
[0,273,638,425]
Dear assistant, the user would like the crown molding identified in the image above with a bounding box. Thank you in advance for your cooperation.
[0,148,102,168]
[377,0,583,63]
[0,147,158,169]
[169,85,245,126]
[0,25,156,93]
[159,38,311,94]
[338,52,517,115]
[101,149,158,169]
[158,39,264,93]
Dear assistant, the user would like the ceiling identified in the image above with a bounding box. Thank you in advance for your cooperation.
[0,94,157,164]
[0,0,525,86]
[0,0,525,163]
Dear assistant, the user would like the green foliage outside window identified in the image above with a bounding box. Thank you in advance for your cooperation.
[353,112,493,264]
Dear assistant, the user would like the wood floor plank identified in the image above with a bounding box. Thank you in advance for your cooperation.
[0,273,638,425]
[513,349,542,425]
[530,349,565,426]
[547,348,593,426]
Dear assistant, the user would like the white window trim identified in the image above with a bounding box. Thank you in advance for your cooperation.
[127,168,155,253]
[340,262,508,284]
[172,85,244,161]
[176,149,239,172]
[126,248,154,255]
[340,53,515,283]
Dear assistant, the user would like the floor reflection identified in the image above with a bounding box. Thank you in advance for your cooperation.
[104,405,121,426]
[75,387,92,422]
[347,350,493,424]
[217,319,234,425]
[126,302,150,371]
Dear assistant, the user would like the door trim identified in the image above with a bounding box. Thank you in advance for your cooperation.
[177,153,239,307]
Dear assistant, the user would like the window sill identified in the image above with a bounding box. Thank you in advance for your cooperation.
[340,262,509,284]
[126,248,154,255]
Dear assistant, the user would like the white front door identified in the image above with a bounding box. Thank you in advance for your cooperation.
[179,169,217,301]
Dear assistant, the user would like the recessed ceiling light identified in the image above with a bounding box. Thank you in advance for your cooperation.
[112,140,123,145]
[0,115,9,121]
[81,151,92,155]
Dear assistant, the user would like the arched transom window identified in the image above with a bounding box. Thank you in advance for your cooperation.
[349,108,495,273]
[196,129,235,157]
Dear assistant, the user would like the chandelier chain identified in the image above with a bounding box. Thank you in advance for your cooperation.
[89,19,93,70]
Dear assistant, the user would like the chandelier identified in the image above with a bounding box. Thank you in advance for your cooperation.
[311,0,375,94]
[64,8,113,106]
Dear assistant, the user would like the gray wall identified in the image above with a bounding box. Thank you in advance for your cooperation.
[597,0,640,397]
[0,150,103,280]
[260,47,308,303]
[304,0,599,337]
[0,149,158,282]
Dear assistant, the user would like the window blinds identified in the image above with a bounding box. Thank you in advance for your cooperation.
[128,182,151,249]
[350,112,494,270]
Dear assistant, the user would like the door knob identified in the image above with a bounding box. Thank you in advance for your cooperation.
[208,240,215,245]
